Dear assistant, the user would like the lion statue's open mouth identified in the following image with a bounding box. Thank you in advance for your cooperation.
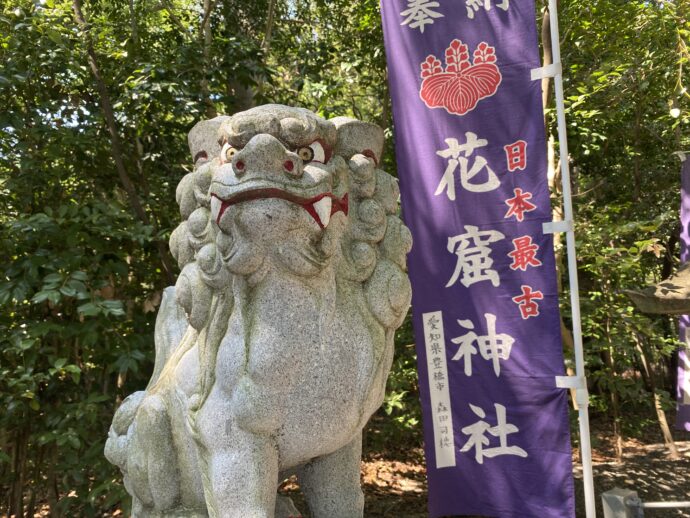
[105,104,412,518]
[210,188,348,229]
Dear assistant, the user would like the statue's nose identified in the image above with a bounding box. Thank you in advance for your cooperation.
[232,134,303,179]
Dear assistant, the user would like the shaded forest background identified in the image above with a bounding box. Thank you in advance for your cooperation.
[1,0,689,515]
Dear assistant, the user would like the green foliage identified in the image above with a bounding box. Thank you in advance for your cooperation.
[0,0,394,513]
[576,210,678,414]
[374,314,422,446]
[266,1,400,172]
[559,0,690,433]
[2,0,690,513]
[0,200,155,515]
[0,0,271,514]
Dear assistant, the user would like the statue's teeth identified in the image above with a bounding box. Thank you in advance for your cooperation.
[313,197,332,227]
[211,195,222,224]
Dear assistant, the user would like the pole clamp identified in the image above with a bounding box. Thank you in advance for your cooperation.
[530,62,562,81]
[542,220,573,234]
[555,375,589,407]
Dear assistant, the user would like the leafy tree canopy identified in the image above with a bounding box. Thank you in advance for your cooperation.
[0,0,688,514]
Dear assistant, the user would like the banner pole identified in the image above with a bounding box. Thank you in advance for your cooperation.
[546,0,596,516]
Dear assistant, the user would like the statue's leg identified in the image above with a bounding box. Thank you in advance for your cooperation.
[297,434,364,518]
[127,394,180,513]
[194,386,280,518]
[198,425,279,518]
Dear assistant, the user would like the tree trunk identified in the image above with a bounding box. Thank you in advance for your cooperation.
[262,0,276,51]
[634,333,680,459]
[633,100,642,201]
[541,5,553,118]
[222,0,261,113]
[605,316,623,462]
[200,0,217,118]
[47,446,61,517]
[160,0,188,34]
[227,78,256,113]
[128,0,138,47]
[8,430,25,518]
[71,0,175,285]
[608,359,623,462]
[24,445,44,518]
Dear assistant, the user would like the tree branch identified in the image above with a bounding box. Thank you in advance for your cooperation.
[200,0,216,38]
[200,0,217,117]
[72,0,175,285]
[128,0,139,46]
[261,0,276,51]
[160,0,189,35]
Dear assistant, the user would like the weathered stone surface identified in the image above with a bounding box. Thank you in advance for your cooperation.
[104,105,412,518]
[625,261,690,315]
[275,496,301,518]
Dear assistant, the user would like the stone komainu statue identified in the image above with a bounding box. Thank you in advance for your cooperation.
[105,105,412,518]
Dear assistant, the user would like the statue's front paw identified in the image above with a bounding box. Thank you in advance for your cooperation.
[111,391,146,435]
[104,391,146,469]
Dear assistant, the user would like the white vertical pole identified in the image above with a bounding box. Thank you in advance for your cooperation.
[547,0,597,516]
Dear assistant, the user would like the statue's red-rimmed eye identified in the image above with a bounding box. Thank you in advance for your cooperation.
[220,143,238,164]
[297,140,328,164]
[297,146,314,162]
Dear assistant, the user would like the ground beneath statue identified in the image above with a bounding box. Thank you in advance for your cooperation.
[279,427,690,517]
[19,426,690,517]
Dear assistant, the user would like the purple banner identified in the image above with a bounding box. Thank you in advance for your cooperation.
[381,1,575,516]
[677,158,690,430]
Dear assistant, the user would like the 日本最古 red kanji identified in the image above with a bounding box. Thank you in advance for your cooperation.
[512,285,544,319]
[504,188,536,222]
[504,140,527,172]
[508,235,541,271]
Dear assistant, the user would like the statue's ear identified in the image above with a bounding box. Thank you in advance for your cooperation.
[331,117,384,165]
[187,116,231,165]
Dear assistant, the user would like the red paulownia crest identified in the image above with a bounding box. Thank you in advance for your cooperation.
[419,39,502,116]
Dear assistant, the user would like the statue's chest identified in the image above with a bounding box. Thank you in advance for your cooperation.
[214,303,371,393]
[215,278,360,381]
[208,280,386,463]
